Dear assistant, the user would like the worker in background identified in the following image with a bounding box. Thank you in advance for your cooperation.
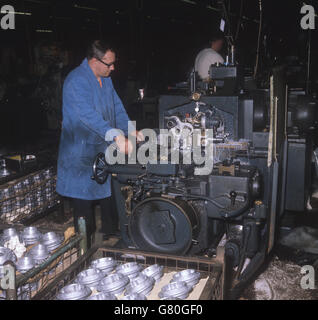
[56,40,143,247]
[195,32,225,81]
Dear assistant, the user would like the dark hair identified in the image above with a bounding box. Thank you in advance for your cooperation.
[87,40,115,60]
[209,31,225,44]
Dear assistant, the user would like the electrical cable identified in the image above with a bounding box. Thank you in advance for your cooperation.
[167,189,250,219]
[168,193,226,210]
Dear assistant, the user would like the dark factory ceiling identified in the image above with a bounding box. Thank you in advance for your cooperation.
[3,0,312,33]
[5,0,261,23]
[2,0,264,47]
[1,0,316,73]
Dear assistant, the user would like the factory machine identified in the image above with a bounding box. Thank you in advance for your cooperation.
[92,57,318,298]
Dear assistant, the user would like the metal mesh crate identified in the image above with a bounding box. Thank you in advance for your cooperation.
[0,167,59,224]
[0,224,83,300]
[35,246,224,300]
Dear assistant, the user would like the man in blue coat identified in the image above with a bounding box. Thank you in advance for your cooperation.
[56,40,141,247]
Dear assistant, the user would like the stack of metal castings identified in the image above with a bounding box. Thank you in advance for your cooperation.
[55,262,201,300]
[172,269,201,288]
[159,281,192,300]
[0,247,17,264]
[141,264,164,283]
[125,274,155,297]
[0,247,17,276]
[1,228,19,244]
[16,256,35,274]
[87,293,117,301]
[116,262,143,279]
[97,273,130,296]
[122,293,147,300]
[21,227,42,246]
[27,244,49,265]
[76,268,105,290]
[90,257,117,276]
[41,232,64,252]
[57,284,92,301]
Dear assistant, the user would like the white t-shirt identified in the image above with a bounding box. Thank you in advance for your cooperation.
[195,48,224,80]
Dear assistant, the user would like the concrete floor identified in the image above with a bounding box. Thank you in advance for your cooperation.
[242,256,318,300]
[242,193,318,300]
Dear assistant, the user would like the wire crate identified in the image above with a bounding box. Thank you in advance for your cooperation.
[0,224,83,300]
[35,246,224,300]
[0,167,60,224]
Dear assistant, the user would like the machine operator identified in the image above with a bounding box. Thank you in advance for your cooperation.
[56,40,143,247]
[195,32,225,81]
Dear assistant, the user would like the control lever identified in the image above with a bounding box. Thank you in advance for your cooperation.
[230,191,238,207]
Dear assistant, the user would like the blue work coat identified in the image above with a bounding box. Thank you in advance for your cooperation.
[56,58,130,200]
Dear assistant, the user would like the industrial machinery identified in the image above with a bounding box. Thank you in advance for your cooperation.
[92,61,317,298]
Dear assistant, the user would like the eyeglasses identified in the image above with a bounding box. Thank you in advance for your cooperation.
[96,57,116,68]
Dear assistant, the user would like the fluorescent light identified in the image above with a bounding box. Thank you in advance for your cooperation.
[5,11,32,16]
[207,5,220,12]
[36,29,53,33]
[73,4,98,11]
[180,0,196,5]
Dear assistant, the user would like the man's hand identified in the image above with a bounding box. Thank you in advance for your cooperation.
[130,130,145,143]
[114,135,133,155]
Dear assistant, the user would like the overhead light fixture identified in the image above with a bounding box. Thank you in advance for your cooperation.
[23,0,49,4]
[36,29,53,33]
[5,11,32,16]
[74,4,98,11]
[180,0,197,5]
[207,5,220,12]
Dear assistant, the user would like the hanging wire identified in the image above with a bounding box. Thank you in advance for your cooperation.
[235,0,244,41]
[253,0,263,79]
[221,0,234,46]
